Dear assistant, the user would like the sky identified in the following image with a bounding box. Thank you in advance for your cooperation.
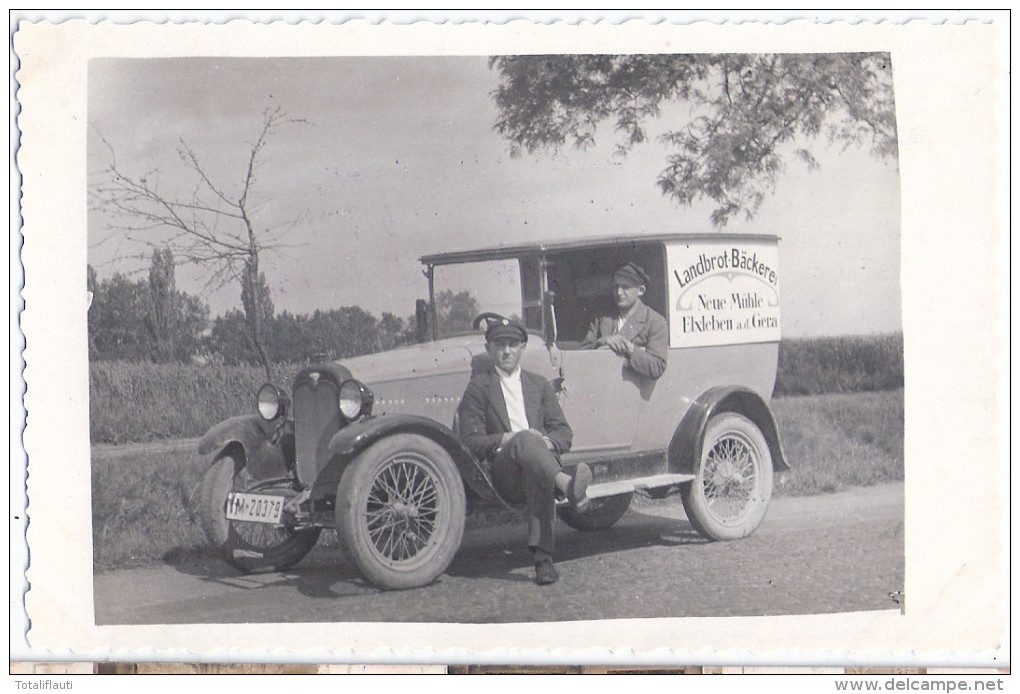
[87,56,902,338]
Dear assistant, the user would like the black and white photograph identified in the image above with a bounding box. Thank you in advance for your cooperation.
[13,16,1007,666]
[84,51,906,625]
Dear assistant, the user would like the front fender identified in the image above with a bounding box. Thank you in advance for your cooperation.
[668,386,790,475]
[198,414,292,481]
[308,414,491,503]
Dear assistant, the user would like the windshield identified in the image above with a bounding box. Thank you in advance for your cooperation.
[431,259,524,338]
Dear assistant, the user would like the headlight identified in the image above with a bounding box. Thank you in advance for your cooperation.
[256,383,288,421]
[339,379,374,421]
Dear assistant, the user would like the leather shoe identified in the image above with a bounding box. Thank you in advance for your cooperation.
[534,558,559,585]
[568,463,592,511]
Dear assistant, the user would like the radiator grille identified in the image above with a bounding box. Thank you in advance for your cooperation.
[292,376,340,485]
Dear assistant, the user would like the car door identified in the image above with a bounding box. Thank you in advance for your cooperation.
[518,344,645,455]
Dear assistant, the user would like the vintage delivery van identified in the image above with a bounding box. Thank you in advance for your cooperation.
[198,233,789,589]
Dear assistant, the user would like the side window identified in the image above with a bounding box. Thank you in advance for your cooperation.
[546,255,607,344]
[547,245,668,345]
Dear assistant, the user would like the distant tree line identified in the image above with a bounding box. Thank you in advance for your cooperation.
[87,251,479,365]
[207,306,416,365]
[87,250,210,364]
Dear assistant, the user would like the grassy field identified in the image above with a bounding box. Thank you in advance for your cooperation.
[774,333,903,396]
[89,362,291,444]
[90,333,904,444]
[771,389,903,495]
[91,389,903,572]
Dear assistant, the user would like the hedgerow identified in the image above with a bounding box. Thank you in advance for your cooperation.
[89,333,904,444]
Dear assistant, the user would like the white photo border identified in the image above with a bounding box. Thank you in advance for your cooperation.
[11,12,1010,666]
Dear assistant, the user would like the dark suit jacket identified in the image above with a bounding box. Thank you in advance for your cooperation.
[579,300,669,379]
[456,367,573,461]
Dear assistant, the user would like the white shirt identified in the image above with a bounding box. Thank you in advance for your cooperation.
[615,302,640,334]
[495,366,530,433]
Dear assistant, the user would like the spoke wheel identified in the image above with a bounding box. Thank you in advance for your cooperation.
[681,413,773,541]
[364,456,442,562]
[198,453,320,573]
[336,434,465,590]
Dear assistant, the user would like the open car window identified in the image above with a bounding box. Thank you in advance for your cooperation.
[546,244,668,346]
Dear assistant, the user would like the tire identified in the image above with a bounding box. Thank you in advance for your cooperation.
[681,413,774,541]
[336,434,466,590]
[557,492,633,532]
[198,453,321,574]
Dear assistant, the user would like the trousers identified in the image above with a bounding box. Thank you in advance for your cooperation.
[491,430,563,558]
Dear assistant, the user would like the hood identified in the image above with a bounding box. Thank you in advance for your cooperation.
[332,336,485,387]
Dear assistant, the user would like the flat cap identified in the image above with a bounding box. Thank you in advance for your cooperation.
[613,262,650,287]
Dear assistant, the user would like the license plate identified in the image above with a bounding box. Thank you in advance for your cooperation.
[225,492,285,524]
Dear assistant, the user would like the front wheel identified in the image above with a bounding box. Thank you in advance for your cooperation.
[557,492,633,532]
[681,413,774,541]
[336,434,466,590]
[198,453,321,573]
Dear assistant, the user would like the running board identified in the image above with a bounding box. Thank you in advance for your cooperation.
[586,473,696,499]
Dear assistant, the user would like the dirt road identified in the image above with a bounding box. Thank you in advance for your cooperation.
[94,482,903,624]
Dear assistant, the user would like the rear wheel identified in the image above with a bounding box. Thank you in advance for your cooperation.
[336,434,466,590]
[198,453,320,573]
[557,492,633,532]
[681,413,774,541]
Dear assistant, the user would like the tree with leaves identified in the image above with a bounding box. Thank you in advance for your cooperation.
[146,248,177,363]
[490,53,897,226]
[87,270,151,361]
[434,289,480,336]
[91,107,306,379]
[87,264,100,357]
[267,310,312,364]
[88,260,209,363]
[378,312,415,351]
[307,307,383,359]
[207,310,257,365]
[240,263,275,369]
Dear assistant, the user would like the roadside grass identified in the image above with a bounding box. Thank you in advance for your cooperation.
[92,389,903,573]
[771,389,903,495]
[92,445,207,572]
[89,362,300,445]
[89,333,904,444]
